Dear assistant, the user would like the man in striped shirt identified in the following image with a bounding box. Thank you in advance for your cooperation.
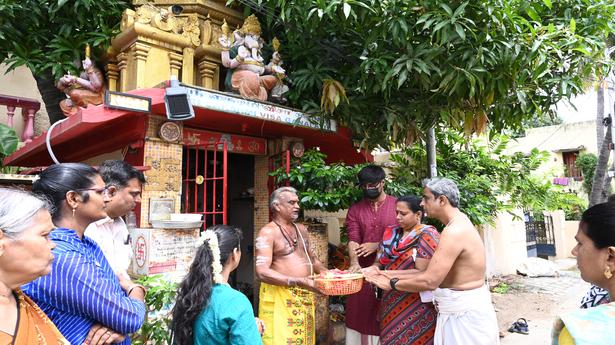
[22,228,146,344]
[23,163,146,344]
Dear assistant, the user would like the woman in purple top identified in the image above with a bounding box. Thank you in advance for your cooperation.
[345,165,397,344]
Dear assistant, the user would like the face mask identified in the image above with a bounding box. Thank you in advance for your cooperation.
[363,188,380,199]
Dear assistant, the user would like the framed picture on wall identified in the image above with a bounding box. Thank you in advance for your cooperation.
[149,198,175,222]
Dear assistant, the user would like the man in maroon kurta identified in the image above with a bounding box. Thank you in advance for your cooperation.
[345,165,397,344]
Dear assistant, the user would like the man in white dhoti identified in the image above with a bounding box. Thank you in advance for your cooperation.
[364,177,499,345]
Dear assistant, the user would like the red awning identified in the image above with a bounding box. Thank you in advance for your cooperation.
[4,87,369,167]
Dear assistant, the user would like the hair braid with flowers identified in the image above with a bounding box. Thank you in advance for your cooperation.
[171,225,242,345]
[201,229,224,284]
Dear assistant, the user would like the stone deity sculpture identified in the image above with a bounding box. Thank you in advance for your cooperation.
[56,45,106,117]
[218,15,289,102]
[265,38,290,104]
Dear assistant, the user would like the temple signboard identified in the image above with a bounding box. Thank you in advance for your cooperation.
[130,228,199,279]
[184,86,337,132]
[183,128,267,155]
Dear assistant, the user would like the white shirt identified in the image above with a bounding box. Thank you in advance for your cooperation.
[84,217,132,280]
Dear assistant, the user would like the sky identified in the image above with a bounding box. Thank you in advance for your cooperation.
[556,88,615,123]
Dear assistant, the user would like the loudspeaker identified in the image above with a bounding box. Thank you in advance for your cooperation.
[164,77,194,121]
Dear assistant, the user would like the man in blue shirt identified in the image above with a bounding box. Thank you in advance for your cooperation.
[23,228,146,344]
[23,163,146,344]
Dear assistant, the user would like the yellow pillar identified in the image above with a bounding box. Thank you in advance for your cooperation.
[198,59,219,90]
[169,52,183,80]
[106,62,119,92]
[182,47,195,85]
[117,53,128,92]
[134,43,150,89]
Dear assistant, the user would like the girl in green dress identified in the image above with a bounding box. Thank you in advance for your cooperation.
[171,225,263,345]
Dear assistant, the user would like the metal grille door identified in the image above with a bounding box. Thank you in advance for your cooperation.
[525,214,556,257]
[182,141,228,228]
[268,149,291,194]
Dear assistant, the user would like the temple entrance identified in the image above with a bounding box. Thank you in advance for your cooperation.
[181,148,256,302]
[181,142,228,227]
[226,153,256,303]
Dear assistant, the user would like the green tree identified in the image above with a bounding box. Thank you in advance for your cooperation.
[240,0,615,148]
[270,150,363,213]
[576,152,598,194]
[387,129,586,225]
[0,0,130,124]
[272,130,585,225]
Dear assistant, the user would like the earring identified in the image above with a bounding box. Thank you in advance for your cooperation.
[605,266,613,280]
[72,208,76,218]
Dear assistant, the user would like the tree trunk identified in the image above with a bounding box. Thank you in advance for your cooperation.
[602,102,615,201]
[597,84,605,151]
[426,126,437,178]
[33,72,65,125]
[589,117,612,206]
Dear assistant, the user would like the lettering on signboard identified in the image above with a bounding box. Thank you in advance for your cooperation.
[146,229,198,275]
[185,86,337,131]
[183,129,266,155]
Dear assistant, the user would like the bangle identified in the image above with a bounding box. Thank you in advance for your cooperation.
[128,284,147,296]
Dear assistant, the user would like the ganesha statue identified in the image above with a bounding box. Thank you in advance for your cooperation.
[218,15,289,102]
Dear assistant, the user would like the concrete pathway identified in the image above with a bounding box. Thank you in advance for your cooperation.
[497,259,589,345]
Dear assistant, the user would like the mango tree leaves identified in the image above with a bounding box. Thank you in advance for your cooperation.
[239,0,615,148]
[387,129,585,225]
[0,0,129,79]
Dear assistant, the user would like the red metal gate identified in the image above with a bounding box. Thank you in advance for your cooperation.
[182,141,228,228]
[267,150,291,220]
[268,149,291,195]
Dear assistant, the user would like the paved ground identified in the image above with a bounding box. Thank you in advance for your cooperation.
[494,259,589,345]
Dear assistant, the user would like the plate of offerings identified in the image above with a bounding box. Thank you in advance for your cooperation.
[313,269,364,296]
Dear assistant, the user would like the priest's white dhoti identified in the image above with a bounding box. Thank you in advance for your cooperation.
[433,284,500,345]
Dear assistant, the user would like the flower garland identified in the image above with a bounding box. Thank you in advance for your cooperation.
[199,230,224,284]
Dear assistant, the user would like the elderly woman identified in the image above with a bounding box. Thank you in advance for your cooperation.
[23,163,146,345]
[552,202,615,344]
[0,188,68,344]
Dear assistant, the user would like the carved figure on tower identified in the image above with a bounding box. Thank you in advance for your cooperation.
[218,15,289,102]
[56,45,106,117]
[265,38,290,104]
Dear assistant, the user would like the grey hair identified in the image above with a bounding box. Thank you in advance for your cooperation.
[269,186,298,211]
[0,188,50,237]
[422,177,460,208]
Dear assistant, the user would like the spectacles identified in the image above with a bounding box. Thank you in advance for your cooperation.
[74,185,116,198]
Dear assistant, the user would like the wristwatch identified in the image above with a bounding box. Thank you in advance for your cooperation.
[389,278,400,291]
